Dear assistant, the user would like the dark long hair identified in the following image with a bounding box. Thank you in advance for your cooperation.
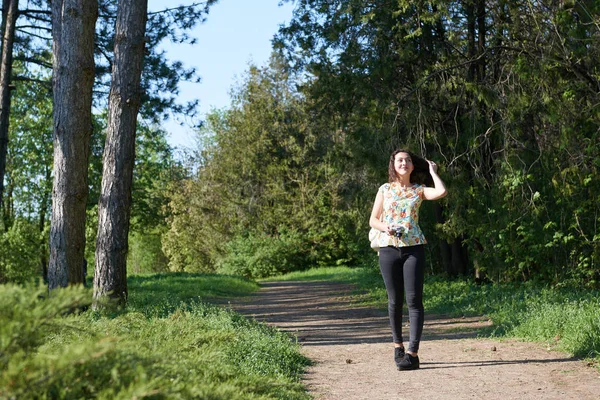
[388,149,433,186]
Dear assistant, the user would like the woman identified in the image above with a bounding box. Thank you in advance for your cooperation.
[369,149,447,371]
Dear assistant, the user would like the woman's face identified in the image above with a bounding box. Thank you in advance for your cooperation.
[394,152,414,178]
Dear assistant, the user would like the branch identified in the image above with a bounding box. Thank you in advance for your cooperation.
[395,46,530,106]
[14,56,52,69]
[11,76,52,88]
[147,2,212,16]
[15,28,51,41]
[96,1,214,20]
[19,10,51,23]
[16,25,52,33]
[18,9,51,15]
[96,46,113,72]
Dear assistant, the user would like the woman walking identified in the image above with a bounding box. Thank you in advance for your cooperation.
[369,149,447,370]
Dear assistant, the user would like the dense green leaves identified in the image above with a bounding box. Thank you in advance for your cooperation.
[272,0,600,286]
[2,1,598,287]
[163,56,370,276]
[0,277,309,399]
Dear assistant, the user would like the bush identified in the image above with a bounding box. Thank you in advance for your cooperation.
[216,230,312,278]
[0,278,310,399]
[127,230,169,274]
[0,219,43,284]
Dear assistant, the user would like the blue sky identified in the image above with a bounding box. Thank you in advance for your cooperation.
[148,0,295,149]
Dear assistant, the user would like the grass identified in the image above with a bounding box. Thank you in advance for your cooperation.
[1,273,310,399]
[127,272,259,316]
[267,266,600,363]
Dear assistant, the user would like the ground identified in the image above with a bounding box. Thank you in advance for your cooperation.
[230,280,600,400]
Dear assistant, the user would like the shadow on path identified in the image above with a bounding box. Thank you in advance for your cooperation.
[228,280,600,400]
[231,280,491,347]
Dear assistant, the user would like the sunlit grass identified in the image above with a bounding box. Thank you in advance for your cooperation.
[128,271,259,316]
[1,273,309,399]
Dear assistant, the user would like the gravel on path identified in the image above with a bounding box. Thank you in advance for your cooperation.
[231,280,600,400]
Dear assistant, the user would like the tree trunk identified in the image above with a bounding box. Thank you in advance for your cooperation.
[0,0,18,210]
[465,0,476,81]
[40,163,51,282]
[48,0,98,290]
[451,235,469,276]
[93,0,148,307]
[2,172,10,230]
[476,0,486,82]
[434,203,452,273]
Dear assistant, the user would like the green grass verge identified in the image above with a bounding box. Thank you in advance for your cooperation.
[1,273,310,399]
[267,266,600,362]
[127,272,260,317]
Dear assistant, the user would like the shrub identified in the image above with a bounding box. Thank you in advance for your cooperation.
[127,230,169,274]
[0,277,310,399]
[216,230,311,278]
[0,219,43,284]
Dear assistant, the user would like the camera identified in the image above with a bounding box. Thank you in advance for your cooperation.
[390,225,405,238]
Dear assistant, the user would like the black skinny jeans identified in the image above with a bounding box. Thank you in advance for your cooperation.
[378,245,425,353]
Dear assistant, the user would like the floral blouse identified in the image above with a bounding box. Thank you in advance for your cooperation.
[376,182,427,248]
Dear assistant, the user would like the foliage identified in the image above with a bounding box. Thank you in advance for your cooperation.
[216,230,312,278]
[0,219,44,284]
[14,0,218,122]
[2,2,218,284]
[0,274,309,399]
[0,284,91,372]
[4,76,180,281]
[4,71,53,225]
[5,0,599,290]
[127,229,169,274]
[274,0,600,286]
[163,56,371,275]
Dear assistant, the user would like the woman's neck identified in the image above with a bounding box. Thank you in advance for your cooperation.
[394,177,412,187]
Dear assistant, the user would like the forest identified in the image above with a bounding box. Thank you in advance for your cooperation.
[0,0,599,297]
[0,0,599,397]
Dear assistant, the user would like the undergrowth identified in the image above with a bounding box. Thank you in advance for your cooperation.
[0,273,310,399]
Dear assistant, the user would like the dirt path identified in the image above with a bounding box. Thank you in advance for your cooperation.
[230,281,600,400]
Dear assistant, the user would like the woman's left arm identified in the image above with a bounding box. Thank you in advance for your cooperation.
[423,160,447,200]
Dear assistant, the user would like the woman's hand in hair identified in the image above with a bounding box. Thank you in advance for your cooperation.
[423,160,447,200]
[426,159,438,174]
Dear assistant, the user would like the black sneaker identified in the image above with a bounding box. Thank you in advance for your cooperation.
[398,353,420,371]
[394,347,405,368]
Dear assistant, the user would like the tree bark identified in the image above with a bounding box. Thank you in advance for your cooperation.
[48,0,98,289]
[93,0,148,307]
[434,203,452,273]
[476,0,486,82]
[40,163,51,282]
[0,0,18,210]
[465,0,476,81]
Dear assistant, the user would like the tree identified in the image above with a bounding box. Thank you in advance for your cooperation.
[0,0,18,214]
[163,57,367,276]
[47,0,98,290]
[5,69,53,281]
[0,1,216,229]
[274,0,599,286]
[93,0,148,306]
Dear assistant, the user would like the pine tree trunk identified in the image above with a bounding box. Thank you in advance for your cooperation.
[48,0,98,290]
[40,164,51,282]
[93,0,148,307]
[0,0,18,210]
